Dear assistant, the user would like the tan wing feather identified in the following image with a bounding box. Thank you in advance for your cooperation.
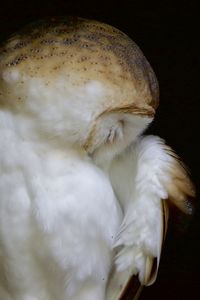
[162,145,195,214]
[106,144,195,298]
[144,200,169,286]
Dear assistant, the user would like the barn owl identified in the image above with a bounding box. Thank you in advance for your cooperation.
[0,17,195,300]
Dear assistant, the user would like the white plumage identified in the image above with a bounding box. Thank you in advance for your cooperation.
[0,17,194,300]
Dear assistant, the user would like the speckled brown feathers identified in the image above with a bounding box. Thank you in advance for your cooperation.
[0,16,159,115]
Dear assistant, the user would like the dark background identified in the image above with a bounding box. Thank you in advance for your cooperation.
[0,1,199,299]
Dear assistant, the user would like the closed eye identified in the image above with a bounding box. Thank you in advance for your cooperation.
[106,120,124,143]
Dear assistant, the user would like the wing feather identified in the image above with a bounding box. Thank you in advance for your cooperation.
[106,135,195,299]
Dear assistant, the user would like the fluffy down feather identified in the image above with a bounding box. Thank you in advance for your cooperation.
[0,110,122,300]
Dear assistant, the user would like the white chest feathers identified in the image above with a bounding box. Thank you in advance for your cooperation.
[0,125,122,300]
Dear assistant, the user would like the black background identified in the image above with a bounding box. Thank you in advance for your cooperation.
[0,1,199,299]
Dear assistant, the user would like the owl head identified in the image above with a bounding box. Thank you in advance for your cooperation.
[0,17,159,164]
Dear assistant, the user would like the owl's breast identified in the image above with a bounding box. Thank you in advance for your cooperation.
[0,134,122,299]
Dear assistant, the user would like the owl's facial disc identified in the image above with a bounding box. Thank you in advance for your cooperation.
[85,112,153,165]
